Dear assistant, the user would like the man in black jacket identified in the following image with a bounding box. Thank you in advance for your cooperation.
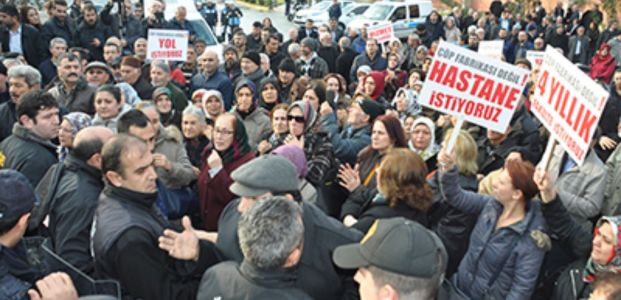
[34,126,113,275]
[41,0,76,48]
[195,197,312,299]
[0,4,46,67]
[47,53,97,114]
[92,134,221,300]
[0,65,41,143]
[0,91,59,187]
[120,56,153,100]
[335,37,356,85]
[77,4,113,62]
[214,155,363,300]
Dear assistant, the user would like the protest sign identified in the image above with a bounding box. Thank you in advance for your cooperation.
[478,40,504,60]
[418,41,530,134]
[531,46,609,165]
[147,29,189,61]
[367,23,394,44]
[526,50,545,67]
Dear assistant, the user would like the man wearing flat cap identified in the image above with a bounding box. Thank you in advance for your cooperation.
[120,56,154,100]
[85,61,115,87]
[333,217,448,300]
[216,155,363,300]
[161,155,363,299]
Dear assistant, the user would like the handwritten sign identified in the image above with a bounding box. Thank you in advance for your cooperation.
[367,23,394,44]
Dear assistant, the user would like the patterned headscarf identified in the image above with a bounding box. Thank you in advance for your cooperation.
[203,114,251,165]
[58,112,92,161]
[408,117,440,161]
[583,216,621,282]
[201,90,225,120]
[287,100,317,133]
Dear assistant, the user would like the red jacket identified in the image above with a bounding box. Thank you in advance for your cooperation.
[197,150,255,231]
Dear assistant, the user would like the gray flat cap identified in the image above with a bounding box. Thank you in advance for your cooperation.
[229,155,300,197]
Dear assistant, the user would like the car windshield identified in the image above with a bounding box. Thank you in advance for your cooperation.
[313,1,332,10]
[190,20,218,46]
[363,4,392,20]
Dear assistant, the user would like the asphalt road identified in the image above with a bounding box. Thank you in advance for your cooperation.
[212,2,299,39]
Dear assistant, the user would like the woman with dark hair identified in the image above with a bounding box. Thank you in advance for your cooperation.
[257,103,289,155]
[92,84,131,132]
[324,73,351,104]
[257,77,282,112]
[339,115,409,229]
[301,80,327,113]
[437,150,547,300]
[153,86,182,129]
[198,112,255,230]
[285,100,335,187]
[232,79,271,151]
[20,6,41,30]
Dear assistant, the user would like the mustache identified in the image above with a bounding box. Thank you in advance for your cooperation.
[67,73,79,77]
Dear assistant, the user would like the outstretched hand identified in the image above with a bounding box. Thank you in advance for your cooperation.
[159,216,200,261]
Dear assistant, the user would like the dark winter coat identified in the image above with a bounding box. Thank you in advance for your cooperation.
[216,199,362,300]
[0,124,58,187]
[0,24,46,67]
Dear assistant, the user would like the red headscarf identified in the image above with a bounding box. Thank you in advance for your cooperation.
[590,43,616,84]
[365,71,386,101]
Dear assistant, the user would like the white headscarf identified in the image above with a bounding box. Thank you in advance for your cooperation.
[409,116,440,161]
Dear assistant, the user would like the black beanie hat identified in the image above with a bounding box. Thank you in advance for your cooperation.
[278,58,297,74]
[242,51,261,67]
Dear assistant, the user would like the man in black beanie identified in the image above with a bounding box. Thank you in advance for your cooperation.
[235,50,263,88]
[277,58,297,102]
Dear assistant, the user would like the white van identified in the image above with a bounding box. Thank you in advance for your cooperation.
[348,0,433,40]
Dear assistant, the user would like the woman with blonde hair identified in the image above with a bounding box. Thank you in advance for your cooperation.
[428,129,480,276]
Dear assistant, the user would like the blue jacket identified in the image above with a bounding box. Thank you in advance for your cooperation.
[328,3,342,20]
[439,168,547,300]
[191,71,234,110]
[319,113,371,166]
[349,53,388,82]
[0,246,31,300]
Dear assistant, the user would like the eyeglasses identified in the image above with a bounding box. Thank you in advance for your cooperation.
[214,128,234,135]
[287,115,305,123]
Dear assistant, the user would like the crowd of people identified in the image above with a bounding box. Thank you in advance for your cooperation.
[1,0,621,298]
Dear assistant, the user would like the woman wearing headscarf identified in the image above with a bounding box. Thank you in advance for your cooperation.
[57,112,92,161]
[285,100,335,187]
[444,16,462,44]
[381,53,408,101]
[116,82,141,106]
[272,144,317,203]
[589,43,617,84]
[391,88,421,123]
[409,116,440,171]
[232,79,271,151]
[535,169,621,300]
[362,71,389,108]
[257,77,282,112]
[198,112,255,231]
[202,90,226,126]
[181,105,210,168]
[153,87,182,130]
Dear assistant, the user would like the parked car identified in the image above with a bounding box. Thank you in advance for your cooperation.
[339,3,370,29]
[293,0,355,26]
[348,0,433,39]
